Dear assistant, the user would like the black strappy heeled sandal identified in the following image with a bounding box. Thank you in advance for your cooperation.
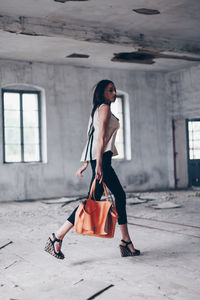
[119,239,140,257]
[44,233,65,260]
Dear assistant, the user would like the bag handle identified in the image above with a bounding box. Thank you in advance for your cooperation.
[88,178,115,208]
[102,181,115,208]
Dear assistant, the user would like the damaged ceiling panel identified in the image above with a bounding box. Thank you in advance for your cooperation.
[133,8,160,15]
[112,50,200,65]
[112,51,155,64]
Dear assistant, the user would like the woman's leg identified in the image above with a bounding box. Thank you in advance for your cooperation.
[119,224,137,253]
[102,164,138,253]
[50,221,73,253]
[103,165,127,225]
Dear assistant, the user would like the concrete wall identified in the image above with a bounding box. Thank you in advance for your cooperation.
[166,64,200,120]
[165,64,200,188]
[0,59,173,201]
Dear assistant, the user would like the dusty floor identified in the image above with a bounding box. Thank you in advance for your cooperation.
[0,188,200,300]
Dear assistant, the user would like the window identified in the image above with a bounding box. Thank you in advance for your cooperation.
[2,90,42,163]
[111,95,125,159]
[188,120,200,159]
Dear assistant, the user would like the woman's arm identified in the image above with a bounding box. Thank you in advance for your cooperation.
[96,104,110,183]
[76,162,89,177]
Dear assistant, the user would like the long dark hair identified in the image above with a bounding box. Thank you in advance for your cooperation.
[91,79,115,119]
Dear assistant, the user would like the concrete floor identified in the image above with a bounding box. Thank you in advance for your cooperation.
[0,189,200,300]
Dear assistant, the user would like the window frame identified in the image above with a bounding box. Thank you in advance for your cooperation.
[2,89,42,164]
[186,118,200,160]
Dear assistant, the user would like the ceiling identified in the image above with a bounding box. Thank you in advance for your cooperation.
[0,0,200,71]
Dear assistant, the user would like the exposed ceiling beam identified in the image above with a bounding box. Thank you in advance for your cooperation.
[0,15,200,55]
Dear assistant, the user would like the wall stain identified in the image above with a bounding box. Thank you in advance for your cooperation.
[126,173,150,186]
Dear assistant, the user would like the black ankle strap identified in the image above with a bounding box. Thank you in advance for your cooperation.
[121,239,132,245]
[52,233,62,243]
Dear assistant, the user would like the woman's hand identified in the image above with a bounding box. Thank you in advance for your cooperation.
[76,162,88,178]
[95,164,103,183]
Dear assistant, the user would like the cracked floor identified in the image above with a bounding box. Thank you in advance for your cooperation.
[0,189,200,300]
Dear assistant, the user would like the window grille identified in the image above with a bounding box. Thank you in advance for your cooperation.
[188,120,200,159]
[2,90,42,163]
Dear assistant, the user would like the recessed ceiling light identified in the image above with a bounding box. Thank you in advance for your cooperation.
[133,8,160,15]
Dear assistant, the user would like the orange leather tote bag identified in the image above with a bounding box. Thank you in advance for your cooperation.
[75,179,118,238]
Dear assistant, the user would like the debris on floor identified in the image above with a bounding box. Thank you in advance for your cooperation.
[0,241,13,250]
[150,201,182,209]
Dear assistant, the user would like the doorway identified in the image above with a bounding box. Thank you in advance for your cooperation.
[186,119,200,187]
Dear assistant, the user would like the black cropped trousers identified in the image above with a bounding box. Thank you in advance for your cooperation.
[67,151,127,225]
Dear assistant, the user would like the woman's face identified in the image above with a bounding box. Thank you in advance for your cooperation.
[104,83,116,103]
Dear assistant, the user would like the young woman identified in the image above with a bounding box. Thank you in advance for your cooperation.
[45,80,140,259]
